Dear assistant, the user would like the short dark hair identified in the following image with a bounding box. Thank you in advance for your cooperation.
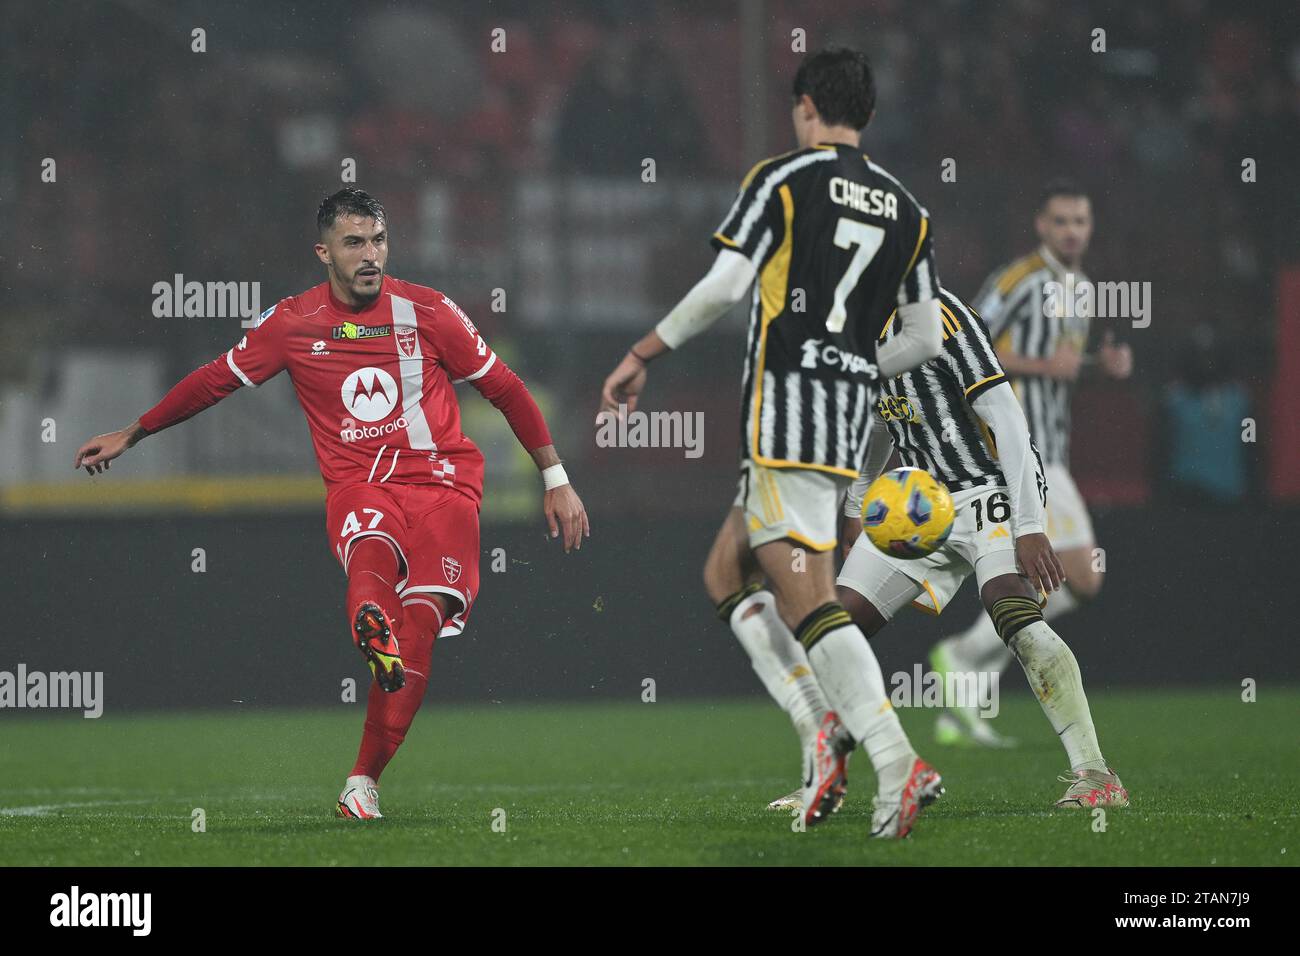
[1039,178,1090,211]
[317,187,386,235]
[792,48,876,130]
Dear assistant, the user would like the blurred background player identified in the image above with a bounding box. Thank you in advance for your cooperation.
[928,179,1134,748]
[599,49,948,838]
[834,288,1129,809]
[74,188,589,819]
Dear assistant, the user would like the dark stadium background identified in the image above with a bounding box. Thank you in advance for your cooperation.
[4,0,1299,713]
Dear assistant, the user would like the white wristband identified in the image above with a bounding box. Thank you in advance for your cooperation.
[542,464,570,490]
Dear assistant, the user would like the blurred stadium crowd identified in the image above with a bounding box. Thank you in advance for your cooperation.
[5,0,1298,509]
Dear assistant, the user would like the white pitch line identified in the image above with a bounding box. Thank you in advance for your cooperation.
[0,799,157,817]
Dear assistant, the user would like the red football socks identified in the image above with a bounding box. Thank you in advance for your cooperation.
[345,536,405,637]
[349,597,443,781]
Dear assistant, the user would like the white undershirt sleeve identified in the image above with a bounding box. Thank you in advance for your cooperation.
[654,249,756,350]
[876,298,944,378]
[970,381,1046,537]
[844,418,896,518]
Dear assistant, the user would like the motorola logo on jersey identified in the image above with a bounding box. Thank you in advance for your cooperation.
[339,414,409,444]
[799,339,878,376]
[341,367,399,422]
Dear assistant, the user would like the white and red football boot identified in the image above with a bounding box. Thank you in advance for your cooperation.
[800,712,854,827]
[336,774,383,820]
[870,757,944,839]
[1054,768,1129,809]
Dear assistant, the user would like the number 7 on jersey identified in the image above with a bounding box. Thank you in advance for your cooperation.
[825,218,886,333]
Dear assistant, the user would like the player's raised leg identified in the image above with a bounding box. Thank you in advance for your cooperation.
[330,486,414,694]
[346,536,407,693]
[978,571,1127,808]
[338,595,445,819]
[339,483,485,818]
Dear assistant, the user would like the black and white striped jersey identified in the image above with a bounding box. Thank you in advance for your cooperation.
[974,246,1090,467]
[874,289,1040,493]
[713,143,939,477]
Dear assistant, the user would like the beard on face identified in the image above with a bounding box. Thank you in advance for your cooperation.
[350,264,384,300]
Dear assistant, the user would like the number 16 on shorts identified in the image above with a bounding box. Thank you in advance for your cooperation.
[969,490,1010,533]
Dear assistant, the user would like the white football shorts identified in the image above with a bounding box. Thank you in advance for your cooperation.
[838,483,1025,619]
[734,459,850,553]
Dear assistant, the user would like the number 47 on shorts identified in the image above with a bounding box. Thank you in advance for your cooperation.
[341,509,385,538]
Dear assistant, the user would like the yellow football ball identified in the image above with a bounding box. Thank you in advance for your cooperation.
[861,467,956,559]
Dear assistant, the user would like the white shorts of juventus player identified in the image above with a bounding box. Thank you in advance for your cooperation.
[1041,464,1096,553]
[734,458,851,552]
[839,483,1040,622]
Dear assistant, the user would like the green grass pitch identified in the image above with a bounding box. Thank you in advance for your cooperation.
[1,689,1295,866]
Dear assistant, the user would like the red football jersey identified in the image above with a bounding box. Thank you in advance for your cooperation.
[217,277,512,503]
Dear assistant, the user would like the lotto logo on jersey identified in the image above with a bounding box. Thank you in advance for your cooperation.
[442,295,477,337]
[341,367,399,422]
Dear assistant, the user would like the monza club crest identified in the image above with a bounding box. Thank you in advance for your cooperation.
[396,326,417,358]
[441,555,462,584]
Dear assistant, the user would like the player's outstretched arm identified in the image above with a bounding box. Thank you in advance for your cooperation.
[598,334,657,419]
[72,352,251,476]
[464,353,590,553]
[74,421,147,475]
[529,443,590,553]
[74,311,286,477]
[598,249,755,419]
